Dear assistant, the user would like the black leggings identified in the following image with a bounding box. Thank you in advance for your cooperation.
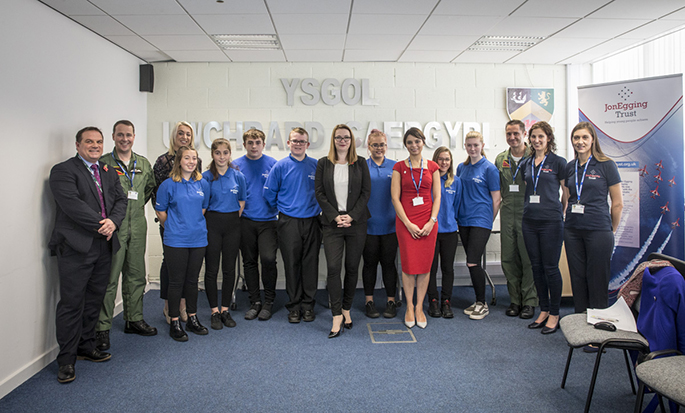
[522,218,563,316]
[164,245,205,318]
[361,233,398,298]
[204,211,241,309]
[428,231,459,302]
[459,226,491,303]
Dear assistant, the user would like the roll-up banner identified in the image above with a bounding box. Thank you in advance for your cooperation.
[578,74,684,300]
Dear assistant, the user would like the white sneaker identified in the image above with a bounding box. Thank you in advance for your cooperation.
[469,302,489,320]
[463,302,478,315]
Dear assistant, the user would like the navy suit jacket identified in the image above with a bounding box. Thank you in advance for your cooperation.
[315,156,371,226]
[49,155,128,255]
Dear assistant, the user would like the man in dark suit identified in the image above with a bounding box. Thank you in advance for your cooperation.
[49,126,127,383]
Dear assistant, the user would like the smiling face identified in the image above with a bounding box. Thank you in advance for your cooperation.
[404,135,424,156]
[334,128,351,155]
[288,132,309,158]
[436,151,452,174]
[572,128,593,158]
[464,137,483,159]
[76,130,104,163]
[179,149,198,176]
[212,143,231,169]
[505,124,526,151]
[529,127,549,154]
[174,124,193,150]
[113,124,135,155]
[367,134,387,162]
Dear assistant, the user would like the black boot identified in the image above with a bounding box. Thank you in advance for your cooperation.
[170,320,188,342]
[186,314,208,335]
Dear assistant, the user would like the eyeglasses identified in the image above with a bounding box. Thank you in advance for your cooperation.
[369,143,386,149]
[289,139,308,145]
[334,136,351,142]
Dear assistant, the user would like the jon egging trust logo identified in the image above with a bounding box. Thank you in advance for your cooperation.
[604,86,648,117]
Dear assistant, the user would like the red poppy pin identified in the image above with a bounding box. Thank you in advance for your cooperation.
[103,165,108,172]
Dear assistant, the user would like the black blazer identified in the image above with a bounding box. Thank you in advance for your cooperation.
[49,155,128,255]
[315,156,371,226]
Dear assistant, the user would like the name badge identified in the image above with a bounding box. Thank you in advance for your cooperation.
[128,191,139,200]
[412,196,424,206]
[529,195,540,204]
[509,184,519,192]
[572,204,585,214]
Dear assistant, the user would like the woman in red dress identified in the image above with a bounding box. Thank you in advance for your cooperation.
[391,127,441,329]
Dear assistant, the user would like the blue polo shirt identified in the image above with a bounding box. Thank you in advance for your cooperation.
[366,157,396,235]
[233,154,278,221]
[155,177,210,248]
[202,168,246,214]
[564,157,621,231]
[437,174,462,233]
[456,157,500,229]
[521,152,567,221]
[263,154,321,219]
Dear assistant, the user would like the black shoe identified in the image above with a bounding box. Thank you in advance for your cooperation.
[528,317,548,329]
[77,348,111,362]
[288,310,301,323]
[170,319,188,342]
[245,302,262,320]
[365,301,380,318]
[428,299,442,318]
[57,364,75,384]
[505,303,521,317]
[328,319,344,339]
[95,330,110,351]
[541,322,559,335]
[383,301,397,318]
[220,311,237,328]
[519,305,535,319]
[210,312,223,330]
[258,302,273,321]
[186,315,208,335]
[441,300,454,318]
[343,312,353,329]
[124,320,158,336]
[302,309,315,322]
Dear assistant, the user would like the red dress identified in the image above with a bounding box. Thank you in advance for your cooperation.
[393,159,439,274]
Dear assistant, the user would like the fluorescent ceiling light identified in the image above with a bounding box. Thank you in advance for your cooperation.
[468,36,545,52]
[211,34,281,50]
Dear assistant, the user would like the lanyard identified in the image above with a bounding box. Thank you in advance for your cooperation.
[509,154,525,181]
[531,154,548,195]
[80,158,103,193]
[408,157,424,197]
[575,155,592,203]
[112,151,136,187]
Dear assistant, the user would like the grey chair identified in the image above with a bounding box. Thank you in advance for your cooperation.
[634,350,685,413]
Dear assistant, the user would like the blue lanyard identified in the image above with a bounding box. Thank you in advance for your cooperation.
[531,154,548,195]
[575,155,592,203]
[509,155,525,181]
[408,157,424,197]
[112,151,136,187]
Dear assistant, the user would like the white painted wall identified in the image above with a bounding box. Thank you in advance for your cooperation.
[0,0,147,398]
[146,62,568,285]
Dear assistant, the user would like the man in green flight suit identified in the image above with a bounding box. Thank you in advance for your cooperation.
[495,120,537,320]
[96,120,157,350]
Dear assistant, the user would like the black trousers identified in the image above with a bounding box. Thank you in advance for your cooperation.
[564,227,614,312]
[323,222,367,316]
[204,211,240,309]
[55,237,111,366]
[361,233,398,298]
[522,218,564,315]
[428,231,459,302]
[277,214,322,312]
[164,245,205,318]
[240,217,278,304]
[459,226,491,303]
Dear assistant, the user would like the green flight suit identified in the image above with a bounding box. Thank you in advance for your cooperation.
[97,151,155,331]
[495,147,538,307]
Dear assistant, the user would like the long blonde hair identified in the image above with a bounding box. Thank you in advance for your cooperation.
[433,146,454,187]
[327,124,358,164]
[170,146,202,182]
[463,131,486,165]
[168,121,196,156]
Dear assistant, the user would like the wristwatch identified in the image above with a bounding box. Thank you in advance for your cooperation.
[431,217,437,223]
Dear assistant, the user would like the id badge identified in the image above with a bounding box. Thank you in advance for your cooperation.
[128,190,139,200]
[412,196,424,206]
[529,195,540,204]
[509,184,519,192]
[571,203,585,214]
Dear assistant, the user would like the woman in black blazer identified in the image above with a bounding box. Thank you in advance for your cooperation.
[315,124,371,338]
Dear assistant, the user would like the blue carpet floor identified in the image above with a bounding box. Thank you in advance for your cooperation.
[1,286,645,412]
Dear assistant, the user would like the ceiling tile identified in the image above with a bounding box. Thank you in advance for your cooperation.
[39,0,104,16]
[555,18,651,39]
[224,50,286,62]
[70,15,135,36]
[512,0,611,18]
[352,0,439,15]
[399,50,458,62]
[266,0,351,14]
[116,15,204,35]
[348,13,425,35]
[589,0,684,20]
[345,34,414,50]
[178,0,268,14]
[286,50,343,62]
[558,38,640,64]
[619,19,685,39]
[420,15,504,36]
[487,16,578,36]
[433,0,522,16]
[135,50,173,62]
[344,49,402,62]
[89,0,186,15]
[271,14,349,34]
[662,8,685,20]
[166,50,231,62]
[506,37,605,64]
[407,35,479,51]
[452,50,520,63]
[143,35,220,51]
[105,35,158,52]
[279,34,346,50]
[193,14,275,35]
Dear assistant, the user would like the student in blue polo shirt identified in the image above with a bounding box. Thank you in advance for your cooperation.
[202,138,246,331]
[362,129,399,319]
[456,131,501,320]
[155,146,210,342]
[428,147,462,319]
[263,127,322,324]
[564,122,623,316]
[521,121,568,335]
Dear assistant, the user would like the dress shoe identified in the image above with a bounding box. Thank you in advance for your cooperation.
[528,317,548,329]
[343,315,353,329]
[441,300,454,319]
[383,300,397,318]
[428,299,442,318]
[186,315,208,335]
[328,319,344,339]
[302,309,316,322]
[163,307,171,325]
[258,302,273,321]
[210,312,223,330]
[245,302,262,320]
[169,319,188,342]
[505,303,521,317]
[220,311,236,328]
[365,301,380,318]
[125,320,157,336]
[57,364,75,384]
[541,322,559,335]
[288,310,301,323]
[519,305,535,319]
[404,310,415,328]
[95,330,110,351]
[77,348,111,362]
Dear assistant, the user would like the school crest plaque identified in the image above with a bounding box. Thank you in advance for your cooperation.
[506,88,555,130]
